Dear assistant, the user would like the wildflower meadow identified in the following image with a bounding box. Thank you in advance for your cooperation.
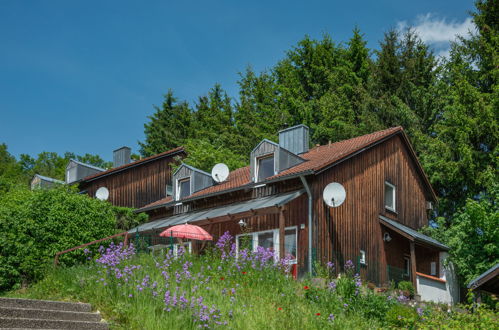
[8,232,498,329]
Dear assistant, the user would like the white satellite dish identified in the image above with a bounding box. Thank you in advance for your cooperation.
[323,182,346,207]
[211,163,229,183]
[95,187,109,201]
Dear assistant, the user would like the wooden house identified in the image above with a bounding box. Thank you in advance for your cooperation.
[67,146,186,209]
[129,125,458,303]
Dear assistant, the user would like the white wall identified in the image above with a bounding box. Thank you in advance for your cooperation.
[417,252,459,305]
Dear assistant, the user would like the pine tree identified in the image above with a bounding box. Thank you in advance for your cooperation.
[139,90,192,156]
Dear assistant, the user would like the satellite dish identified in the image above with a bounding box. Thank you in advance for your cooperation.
[323,182,346,207]
[95,187,109,201]
[211,163,229,183]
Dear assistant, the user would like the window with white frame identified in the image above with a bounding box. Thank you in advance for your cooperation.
[359,250,366,265]
[256,155,275,182]
[236,227,298,264]
[385,181,396,211]
[177,178,191,200]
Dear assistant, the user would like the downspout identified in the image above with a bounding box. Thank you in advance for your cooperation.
[300,175,313,275]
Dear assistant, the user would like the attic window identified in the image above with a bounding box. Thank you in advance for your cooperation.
[257,155,274,182]
[177,178,191,200]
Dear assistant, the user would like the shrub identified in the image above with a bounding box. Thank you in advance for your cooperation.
[398,281,415,297]
[0,186,117,291]
[386,304,419,328]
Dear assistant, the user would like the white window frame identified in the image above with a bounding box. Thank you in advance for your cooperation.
[235,226,298,264]
[359,250,366,265]
[176,178,191,200]
[385,181,396,212]
[256,154,275,182]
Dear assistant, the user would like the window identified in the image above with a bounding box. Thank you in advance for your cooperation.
[430,262,437,276]
[385,181,396,211]
[177,178,191,200]
[236,227,298,264]
[359,250,366,265]
[404,257,410,277]
[257,155,275,182]
[284,228,297,261]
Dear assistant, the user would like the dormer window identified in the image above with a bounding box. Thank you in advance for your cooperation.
[177,178,191,199]
[257,155,275,182]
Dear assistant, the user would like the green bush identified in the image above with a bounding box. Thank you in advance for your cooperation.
[0,186,117,291]
[398,281,415,297]
[386,304,419,328]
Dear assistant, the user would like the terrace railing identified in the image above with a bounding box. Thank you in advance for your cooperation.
[54,231,128,266]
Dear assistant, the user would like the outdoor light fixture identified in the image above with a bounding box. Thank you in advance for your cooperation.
[383,232,392,242]
[238,219,247,227]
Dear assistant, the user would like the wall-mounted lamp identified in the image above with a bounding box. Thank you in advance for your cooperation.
[383,232,392,242]
[238,219,247,228]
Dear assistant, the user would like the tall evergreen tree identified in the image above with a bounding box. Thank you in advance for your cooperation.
[139,90,192,156]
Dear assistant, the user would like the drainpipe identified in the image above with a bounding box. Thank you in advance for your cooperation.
[300,175,313,275]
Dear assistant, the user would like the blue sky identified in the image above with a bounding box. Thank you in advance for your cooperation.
[0,0,475,161]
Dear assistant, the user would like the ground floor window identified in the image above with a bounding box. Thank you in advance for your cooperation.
[236,227,297,264]
[404,257,410,276]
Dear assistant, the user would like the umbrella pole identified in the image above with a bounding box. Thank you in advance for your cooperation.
[170,231,173,252]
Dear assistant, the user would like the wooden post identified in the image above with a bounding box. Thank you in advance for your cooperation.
[279,207,285,260]
[410,241,418,293]
[124,233,129,247]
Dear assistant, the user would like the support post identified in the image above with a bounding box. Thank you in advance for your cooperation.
[410,241,418,293]
[279,207,285,260]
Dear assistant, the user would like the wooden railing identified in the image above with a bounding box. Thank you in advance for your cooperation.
[54,232,129,266]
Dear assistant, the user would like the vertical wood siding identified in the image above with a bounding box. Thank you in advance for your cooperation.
[80,155,178,209]
[311,135,431,285]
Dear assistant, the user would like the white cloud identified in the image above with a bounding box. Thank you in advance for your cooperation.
[397,14,475,58]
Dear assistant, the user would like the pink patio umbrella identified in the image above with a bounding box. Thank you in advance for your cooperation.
[160,223,213,241]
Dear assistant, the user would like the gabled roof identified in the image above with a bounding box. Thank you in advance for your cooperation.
[173,163,212,177]
[81,147,185,182]
[67,159,106,172]
[138,127,436,213]
[379,215,449,250]
[468,263,499,291]
[32,174,64,184]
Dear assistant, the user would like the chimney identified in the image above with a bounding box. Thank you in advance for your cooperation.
[278,124,310,154]
[113,146,131,167]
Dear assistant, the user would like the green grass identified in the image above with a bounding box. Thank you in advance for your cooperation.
[5,240,498,329]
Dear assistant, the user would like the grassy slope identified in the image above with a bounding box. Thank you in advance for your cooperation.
[5,243,498,329]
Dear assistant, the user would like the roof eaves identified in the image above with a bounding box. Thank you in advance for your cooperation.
[137,169,314,214]
[467,263,499,289]
[67,159,107,172]
[83,148,185,183]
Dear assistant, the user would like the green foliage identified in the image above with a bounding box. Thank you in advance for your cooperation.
[10,248,498,329]
[419,304,498,329]
[422,184,499,285]
[0,186,117,291]
[385,304,419,328]
[397,281,415,297]
[113,206,148,231]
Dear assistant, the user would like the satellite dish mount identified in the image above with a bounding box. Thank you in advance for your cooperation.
[323,182,346,208]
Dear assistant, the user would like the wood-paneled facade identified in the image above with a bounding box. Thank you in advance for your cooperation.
[79,150,185,209]
[139,130,443,286]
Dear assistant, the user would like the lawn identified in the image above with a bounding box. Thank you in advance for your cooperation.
[6,232,498,329]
